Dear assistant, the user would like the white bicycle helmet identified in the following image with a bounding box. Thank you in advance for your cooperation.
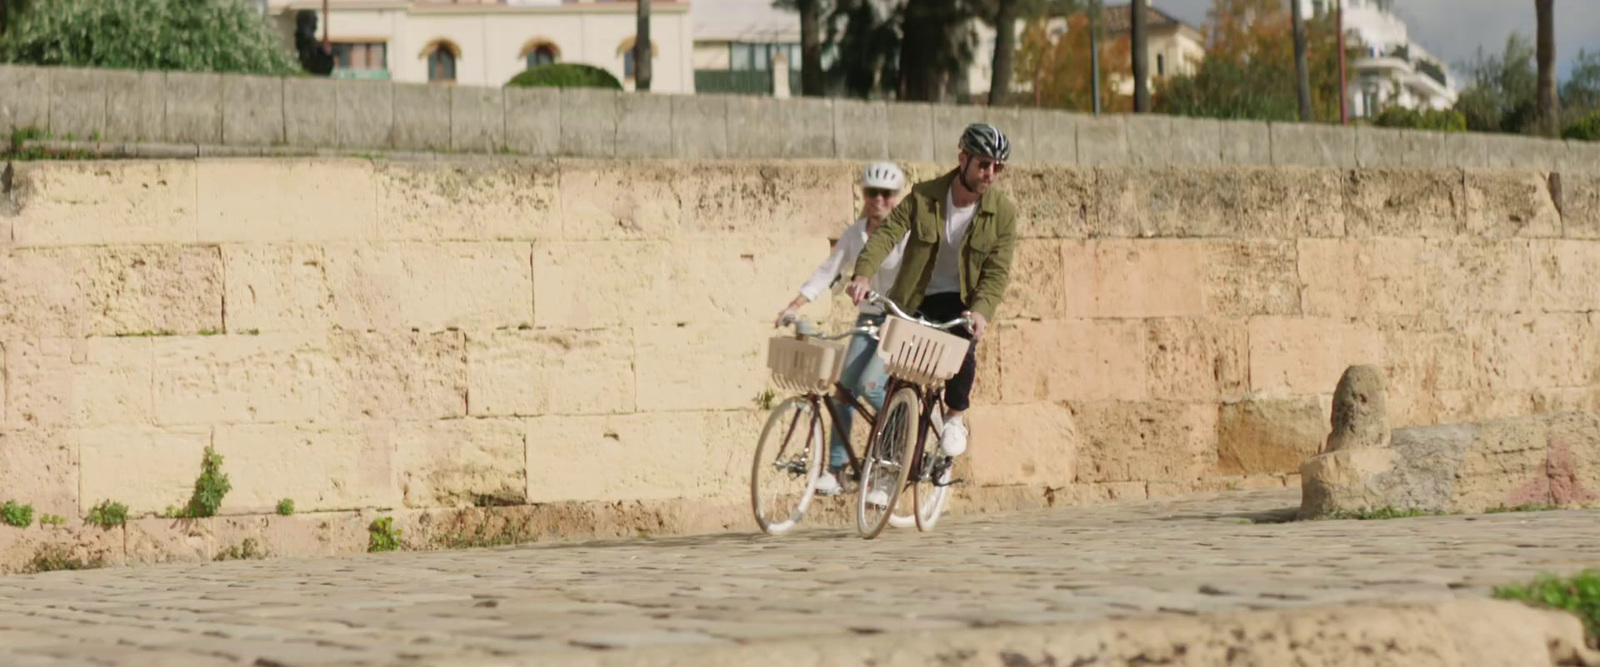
[860,161,906,191]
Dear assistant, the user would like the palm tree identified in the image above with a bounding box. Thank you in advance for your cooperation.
[636,0,652,91]
[1536,0,1557,136]
[1131,0,1149,112]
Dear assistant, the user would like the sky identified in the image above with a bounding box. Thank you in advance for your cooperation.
[1155,0,1600,82]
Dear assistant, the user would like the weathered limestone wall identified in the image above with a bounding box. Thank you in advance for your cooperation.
[6,63,1600,172]
[2,156,1598,552]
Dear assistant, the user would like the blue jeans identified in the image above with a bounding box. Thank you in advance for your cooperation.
[828,312,889,473]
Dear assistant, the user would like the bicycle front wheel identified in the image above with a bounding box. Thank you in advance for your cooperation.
[913,401,953,532]
[856,387,918,539]
[751,396,825,535]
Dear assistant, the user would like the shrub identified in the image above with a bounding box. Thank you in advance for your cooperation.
[507,63,623,90]
[1373,106,1467,133]
[1563,111,1600,141]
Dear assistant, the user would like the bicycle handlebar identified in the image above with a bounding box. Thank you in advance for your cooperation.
[778,291,971,339]
[863,290,971,332]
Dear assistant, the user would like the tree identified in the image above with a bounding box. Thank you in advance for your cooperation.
[1013,11,1130,112]
[1535,0,1557,136]
[1151,0,1356,122]
[773,0,831,97]
[1291,0,1312,121]
[635,0,652,91]
[818,0,901,99]
[293,10,333,76]
[897,0,980,103]
[0,0,299,75]
[1453,33,1538,134]
[988,0,1020,105]
[1560,49,1600,120]
[1130,0,1148,112]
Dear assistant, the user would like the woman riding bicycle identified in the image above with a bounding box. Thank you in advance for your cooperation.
[774,161,909,497]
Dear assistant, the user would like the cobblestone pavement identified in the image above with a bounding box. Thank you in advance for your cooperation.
[2,489,1597,667]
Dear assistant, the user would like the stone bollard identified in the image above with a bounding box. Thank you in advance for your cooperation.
[1323,365,1389,454]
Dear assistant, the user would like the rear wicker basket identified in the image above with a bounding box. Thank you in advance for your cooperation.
[766,336,846,394]
[874,316,971,386]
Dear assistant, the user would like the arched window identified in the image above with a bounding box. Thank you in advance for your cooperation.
[616,37,656,80]
[421,40,461,82]
[520,39,561,69]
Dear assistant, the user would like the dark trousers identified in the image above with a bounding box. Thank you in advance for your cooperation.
[915,292,978,412]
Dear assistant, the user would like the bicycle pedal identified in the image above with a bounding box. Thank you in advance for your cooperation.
[935,477,965,488]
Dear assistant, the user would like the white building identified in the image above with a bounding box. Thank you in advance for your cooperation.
[690,0,808,97]
[1303,0,1457,117]
[267,0,695,92]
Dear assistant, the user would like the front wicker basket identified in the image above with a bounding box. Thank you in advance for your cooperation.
[766,336,846,394]
[873,316,971,386]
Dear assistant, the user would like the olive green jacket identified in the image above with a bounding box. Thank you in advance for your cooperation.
[852,168,1019,322]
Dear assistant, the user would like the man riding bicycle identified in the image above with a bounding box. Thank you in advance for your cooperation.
[775,161,910,497]
[847,123,1018,465]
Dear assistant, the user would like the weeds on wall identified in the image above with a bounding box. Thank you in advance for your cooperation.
[214,538,265,562]
[276,499,295,516]
[368,517,402,552]
[27,544,105,573]
[85,500,128,528]
[1,501,35,528]
[173,446,232,519]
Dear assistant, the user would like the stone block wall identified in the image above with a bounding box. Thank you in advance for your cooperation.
[3,156,1598,538]
[8,63,1600,171]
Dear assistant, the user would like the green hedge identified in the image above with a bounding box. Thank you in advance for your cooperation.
[1563,111,1600,141]
[1372,106,1468,133]
[507,64,622,90]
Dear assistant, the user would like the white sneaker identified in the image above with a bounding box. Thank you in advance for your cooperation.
[865,489,890,507]
[940,416,968,457]
[814,472,842,497]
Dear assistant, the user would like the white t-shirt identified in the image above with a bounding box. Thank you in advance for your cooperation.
[926,188,977,296]
[797,218,909,314]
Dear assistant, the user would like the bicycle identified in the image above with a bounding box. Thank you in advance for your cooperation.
[750,313,921,535]
[853,292,972,540]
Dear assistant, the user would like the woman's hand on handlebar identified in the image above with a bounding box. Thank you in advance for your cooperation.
[846,276,873,305]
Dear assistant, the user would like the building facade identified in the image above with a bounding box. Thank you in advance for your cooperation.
[1302,0,1457,116]
[689,0,824,97]
[268,0,695,92]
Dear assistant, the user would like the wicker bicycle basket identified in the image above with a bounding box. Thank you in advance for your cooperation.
[873,315,971,386]
[766,335,846,394]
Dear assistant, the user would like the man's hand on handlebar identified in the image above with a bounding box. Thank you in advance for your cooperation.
[963,310,988,342]
[846,275,872,305]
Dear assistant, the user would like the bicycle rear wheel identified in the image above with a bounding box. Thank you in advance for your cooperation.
[750,396,825,535]
[856,386,918,539]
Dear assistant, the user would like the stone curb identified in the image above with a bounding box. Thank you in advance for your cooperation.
[433,599,1598,667]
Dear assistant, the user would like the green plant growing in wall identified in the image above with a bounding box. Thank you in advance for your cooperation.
[179,446,232,519]
[753,388,777,411]
[40,514,66,526]
[276,499,295,516]
[368,517,402,552]
[85,500,128,528]
[1493,570,1600,641]
[1,501,35,528]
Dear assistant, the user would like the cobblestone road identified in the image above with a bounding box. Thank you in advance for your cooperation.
[2,489,1597,667]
